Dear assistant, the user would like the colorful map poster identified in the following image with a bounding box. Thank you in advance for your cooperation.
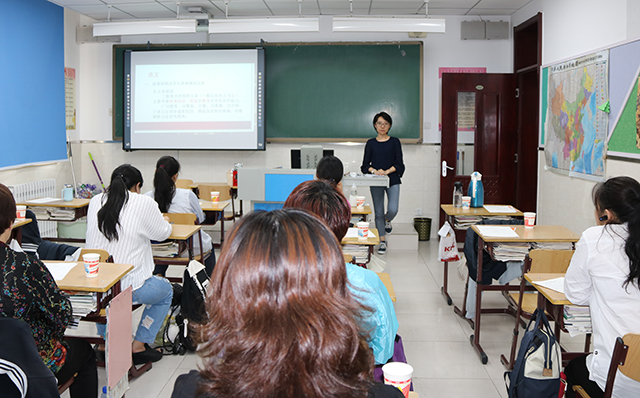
[542,50,609,179]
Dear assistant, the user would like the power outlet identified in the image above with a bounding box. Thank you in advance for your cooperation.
[415,208,423,216]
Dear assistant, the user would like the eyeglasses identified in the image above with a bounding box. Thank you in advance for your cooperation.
[376,121,390,127]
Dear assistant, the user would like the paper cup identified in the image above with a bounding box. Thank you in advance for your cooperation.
[356,196,366,209]
[382,362,413,398]
[357,221,369,239]
[82,253,100,278]
[16,205,26,220]
[462,196,471,209]
[524,212,536,228]
[210,191,220,203]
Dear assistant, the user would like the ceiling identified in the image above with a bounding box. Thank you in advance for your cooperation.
[47,0,533,22]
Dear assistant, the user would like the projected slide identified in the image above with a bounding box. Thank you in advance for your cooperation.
[123,48,265,150]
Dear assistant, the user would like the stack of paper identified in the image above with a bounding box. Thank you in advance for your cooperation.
[532,242,575,250]
[152,242,179,257]
[563,305,592,337]
[454,216,482,229]
[48,208,76,220]
[66,293,98,329]
[342,245,370,264]
[492,242,530,261]
[30,207,51,220]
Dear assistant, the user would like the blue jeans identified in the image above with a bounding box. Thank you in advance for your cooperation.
[370,184,400,238]
[97,275,173,345]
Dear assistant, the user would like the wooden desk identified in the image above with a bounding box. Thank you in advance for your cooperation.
[351,205,372,221]
[154,225,205,281]
[439,204,523,306]
[199,200,230,246]
[11,218,32,245]
[191,182,243,221]
[524,273,592,364]
[19,198,90,221]
[376,272,396,302]
[466,225,579,364]
[342,228,380,266]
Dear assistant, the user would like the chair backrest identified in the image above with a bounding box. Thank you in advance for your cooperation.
[163,213,197,225]
[527,249,574,273]
[619,333,640,382]
[79,248,111,263]
[198,184,231,202]
[175,179,194,189]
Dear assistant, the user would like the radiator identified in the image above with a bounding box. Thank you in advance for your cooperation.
[8,179,58,238]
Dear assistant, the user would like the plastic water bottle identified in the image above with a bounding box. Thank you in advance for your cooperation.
[453,181,463,208]
[100,386,108,398]
[468,171,484,208]
[349,183,358,207]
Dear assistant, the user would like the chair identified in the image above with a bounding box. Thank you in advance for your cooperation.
[198,183,235,222]
[501,249,575,369]
[175,179,194,189]
[573,333,640,398]
[164,212,196,226]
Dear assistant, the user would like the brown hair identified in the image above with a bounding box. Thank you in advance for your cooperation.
[283,180,351,241]
[0,183,16,233]
[196,209,373,398]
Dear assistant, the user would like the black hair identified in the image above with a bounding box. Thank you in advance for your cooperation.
[97,164,144,241]
[372,112,393,129]
[153,156,180,213]
[316,155,344,186]
[592,176,640,288]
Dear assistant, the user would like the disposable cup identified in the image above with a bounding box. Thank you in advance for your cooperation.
[524,212,536,228]
[462,196,471,209]
[356,196,366,209]
[357,221,369,239]
[82,253,100,278]
[16,205,26,220]
[382,362,413,398]
[210,191,220,203]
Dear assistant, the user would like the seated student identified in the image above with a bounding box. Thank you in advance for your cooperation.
[85,164,173,365]
[283,180,399,365]
[316,154,344,192]
[145,156,215,276]
[0,183,98,398]
[171,210,402,398]
[564,176,640,398]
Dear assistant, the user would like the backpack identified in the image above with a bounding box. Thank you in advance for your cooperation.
[505,309,562,398]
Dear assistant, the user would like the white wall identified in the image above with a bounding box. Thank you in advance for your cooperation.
[512,0,640,235]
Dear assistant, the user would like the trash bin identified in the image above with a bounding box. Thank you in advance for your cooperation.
[414,217,432,241]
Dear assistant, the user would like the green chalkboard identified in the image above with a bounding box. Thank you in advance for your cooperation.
[112,42,422,142]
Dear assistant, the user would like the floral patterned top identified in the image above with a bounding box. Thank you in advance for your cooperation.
[0,241,72,374]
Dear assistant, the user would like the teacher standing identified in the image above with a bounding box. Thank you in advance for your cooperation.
[361,111,405,254]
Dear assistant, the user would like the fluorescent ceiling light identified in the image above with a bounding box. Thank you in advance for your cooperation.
[333,17,445,33]
[209,18,319,34]
[93,19,197,36]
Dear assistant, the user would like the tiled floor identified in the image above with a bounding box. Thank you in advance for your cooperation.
[67,240,588,397]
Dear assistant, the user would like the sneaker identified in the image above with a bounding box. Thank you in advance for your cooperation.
[385,220,392,234]
[132,343,163,365]
[378,241,387,254]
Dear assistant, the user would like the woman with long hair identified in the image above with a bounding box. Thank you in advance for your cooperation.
[564,176,640,398]
[171,210,402,398]
[146,155,215,275]
[361,111,405,254]
[86,164,173,365]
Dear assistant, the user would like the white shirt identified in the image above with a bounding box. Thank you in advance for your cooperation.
[86,191,172,291]
[144,188,212,254]
[564,224,640,397]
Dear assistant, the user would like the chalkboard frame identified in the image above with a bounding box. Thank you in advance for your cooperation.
[112,42,423,145]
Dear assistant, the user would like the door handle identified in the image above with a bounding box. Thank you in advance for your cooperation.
[442,160,454,177]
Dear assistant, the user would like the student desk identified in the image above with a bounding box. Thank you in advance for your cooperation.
[522,273,592,365]
[191,183,242,221]
[154,224,205,281]
[376,272,396,302]
[11,218,32,245]
[19,198,90,220]
[439,204,523,306]
[466,225,579,364]
[351,205,372,222]
[199,200,230,246]
[341,228,380,265]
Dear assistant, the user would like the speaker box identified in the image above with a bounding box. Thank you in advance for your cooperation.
[486,22,509,40]
[461,21,485,40]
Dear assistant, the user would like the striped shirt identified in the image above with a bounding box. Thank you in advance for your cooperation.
[86,191,172,290]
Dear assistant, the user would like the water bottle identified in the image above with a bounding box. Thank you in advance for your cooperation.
[468,171,484,208]
[100,386,108,398]
[349,183,358,207]
[453,181,463,208]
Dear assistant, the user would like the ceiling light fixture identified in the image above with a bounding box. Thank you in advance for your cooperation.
[208,18,319,34]
[332,17,445,33]
[93,19,197,36]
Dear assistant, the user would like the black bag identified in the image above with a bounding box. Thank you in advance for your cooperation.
[181,260,210,324]
[505,309,562,398]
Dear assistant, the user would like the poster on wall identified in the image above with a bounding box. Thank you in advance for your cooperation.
[438,67,486,131]
[541,50,609,180]
[65,67,76,130]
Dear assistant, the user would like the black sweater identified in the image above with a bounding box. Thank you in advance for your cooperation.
[360,136,405,186]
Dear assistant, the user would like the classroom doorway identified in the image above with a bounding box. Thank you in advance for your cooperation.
[439,73,517,240]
